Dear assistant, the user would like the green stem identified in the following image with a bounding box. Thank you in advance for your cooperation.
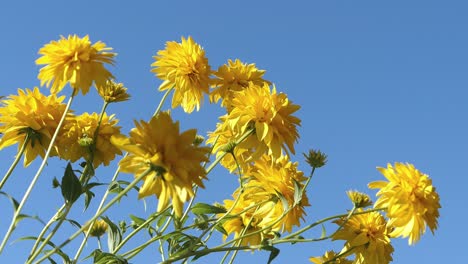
[0,94,75,254]
[27,204,67,260]
[122,234,164,259]
[275,207,387,243]
[27,205,72,263]
[153,88,172,116]
[112,208,168,254]
[0,136,30,190]
[161,245,259,264]
[35,167,154,264]
[72,162,124,262]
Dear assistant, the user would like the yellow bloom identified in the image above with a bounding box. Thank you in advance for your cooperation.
[97,80,130,103]
[57,112,122,168]
[210,83,300,164]
[333,210,394,264]
[221,198,268,247]
[309,251,353,264]
[221,155,309,245]
[151,36,211,113]
[368,163,441,245]
[210,59,270,112]
[0,88,67,166]
[85,219,108,237]
[111,112,210,217]
[36,35,115,95]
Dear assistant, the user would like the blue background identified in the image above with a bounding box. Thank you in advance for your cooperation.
[0,1,466,263]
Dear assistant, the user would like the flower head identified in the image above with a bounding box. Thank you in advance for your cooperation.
[303,149,327,168]
[209,83,300,165]
[151,36,211,113]
[210,59,270,112]
[221,155,309,245]
[57,112,123,168]
[97,80,130,103]
[111,112,210,217]
[36,35,115,95]
[85,219,108,237]
[0,88,67,166]
[368,163,441,245]
[309,251,353,264]
[333,210,394,264]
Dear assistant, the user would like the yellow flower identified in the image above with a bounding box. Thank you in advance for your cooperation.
[333,210,394,264]
[221,198,268,247]
[309,251,353,264]
[36,35,115,95]
[246,155,309,232]
[210,83,300,164]
[57,112,122,168]
[85,219,108,237]
[368,163,441,245]
[111,112,210,217]
[97,80,130,103]
[210,59,270,112]
[151,36,211,113]
[221,155,309,245]
[0,88,67,166]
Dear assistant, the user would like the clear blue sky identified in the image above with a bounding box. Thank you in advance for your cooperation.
[0,1,466,263]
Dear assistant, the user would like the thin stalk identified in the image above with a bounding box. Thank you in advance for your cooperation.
[27,204,67,259]
[112,208,169,254]
[121,234,164,259]
[72,162,124,262]
[27,205,72,262]
[0,136,30,190]
[161,245,259,264]
[35,168,153,264]
[0,94,75,254]
[276,207,387,243]
[153,88,172,116]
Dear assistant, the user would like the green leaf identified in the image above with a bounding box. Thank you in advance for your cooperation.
[52,177,60,188]
[61,163,83,204]
[293,178,302,205]
[91,249,128,264]
[14,214,46,227]
[262,245,280,264]
[83,190,95,211]
[0,191,19,211]
[156,210,172,228]
[18,236,71,263]
[130,214,146,227]
[47,257,58,264]
[214,224,228,236]
[321,224,327,238]
[101,216,122,252]
[276,190,289,211]
[191,203,227,215]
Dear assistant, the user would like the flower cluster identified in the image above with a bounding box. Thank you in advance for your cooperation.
[321,163,441,264]
[0,35,441,264]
